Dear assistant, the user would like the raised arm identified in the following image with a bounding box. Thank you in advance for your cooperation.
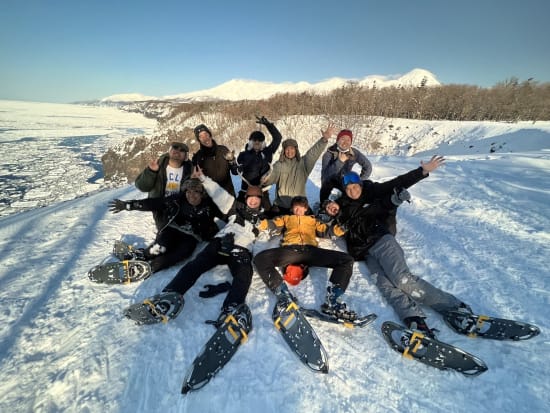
[193,165,236,215]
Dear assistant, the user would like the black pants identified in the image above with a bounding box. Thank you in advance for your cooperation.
[146,227,198,273]
[253,245,354,293]
[163,238,253,308]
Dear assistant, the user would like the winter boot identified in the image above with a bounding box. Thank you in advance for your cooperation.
[444,303,476,333]
[212,303,252,332]
[146,291,184,321]
[273,283,298,314]
[123,247,147,261]
[404,316,436,339]
[320,285,357,321]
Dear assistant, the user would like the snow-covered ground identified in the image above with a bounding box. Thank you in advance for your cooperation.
[0,114,549,412]
[0,100,157,217]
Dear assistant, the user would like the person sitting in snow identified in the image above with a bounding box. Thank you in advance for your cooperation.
[261,123,335,216]
[236,116,282,213]
[155,166,267,328]
[319,128,372,203]
[324,157,473,337]
[254,195,358,321]
[108,178,223,273]
[134,142,193,231]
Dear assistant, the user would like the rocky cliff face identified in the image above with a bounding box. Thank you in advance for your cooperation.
[101,101,198,183]
[102,110,470,185]
[101,133,199,183]
[101,106,264,184]
[101,136,153,183]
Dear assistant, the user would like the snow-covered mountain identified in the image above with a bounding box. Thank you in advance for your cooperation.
[100,93,159,104]
[100,68,440,104]
[0,130,548,412]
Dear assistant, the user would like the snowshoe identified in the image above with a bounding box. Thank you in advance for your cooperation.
[302,308,377,329]
[443,310,540,341]
[272,291,329,374]
[124,291,184,325]
[88,260,151,284]
[181,304,252,394]
[382,321,488,377]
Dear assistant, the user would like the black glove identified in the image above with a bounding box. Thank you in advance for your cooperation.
[218,233,235,256]
[255,115,271,126]
[108,199,130,213]
[391,187,411,206]
[199,281,232,298]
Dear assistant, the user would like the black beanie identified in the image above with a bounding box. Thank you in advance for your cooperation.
[194,124,212,139]
[249,131,265,142]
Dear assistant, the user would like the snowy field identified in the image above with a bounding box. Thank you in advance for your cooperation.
[0,100,157,217]
[0,121,548,412]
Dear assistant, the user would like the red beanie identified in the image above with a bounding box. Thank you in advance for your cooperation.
[337,129,353,142]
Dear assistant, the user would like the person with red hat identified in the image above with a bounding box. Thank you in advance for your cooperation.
[319,128,372,203]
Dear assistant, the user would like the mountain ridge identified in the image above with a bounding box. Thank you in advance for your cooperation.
[99,68,439,104]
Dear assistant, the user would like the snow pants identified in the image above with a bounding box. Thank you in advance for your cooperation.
[146,227,198,273]
[365,234,464,321]
[163,237,253,308]
[254,245,354,293]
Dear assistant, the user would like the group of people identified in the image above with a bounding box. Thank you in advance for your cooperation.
[109,117,474,336]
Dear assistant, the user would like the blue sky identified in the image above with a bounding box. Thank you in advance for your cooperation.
[1,0,549,103]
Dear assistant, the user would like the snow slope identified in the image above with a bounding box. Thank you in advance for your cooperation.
[0,139,548,412]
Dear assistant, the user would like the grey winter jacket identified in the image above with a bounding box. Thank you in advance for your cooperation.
[321,144,372,185]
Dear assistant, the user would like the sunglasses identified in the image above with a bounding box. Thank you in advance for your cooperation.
[171,144,188,152]
[342,172,362,186]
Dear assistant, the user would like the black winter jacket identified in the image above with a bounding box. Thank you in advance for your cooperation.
[129,194,224,241]
[192,140,237,197]
[236,122,282,191]
[338,167,427,259]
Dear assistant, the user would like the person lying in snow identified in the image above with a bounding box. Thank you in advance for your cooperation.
[254,195,358,321]
[322,157,473,337]
[109,178,223,273]
[156,166,268,329]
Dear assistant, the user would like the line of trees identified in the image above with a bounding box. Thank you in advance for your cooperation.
[168,77,550,123]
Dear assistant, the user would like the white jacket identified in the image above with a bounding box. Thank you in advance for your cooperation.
[200,176,259,251]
